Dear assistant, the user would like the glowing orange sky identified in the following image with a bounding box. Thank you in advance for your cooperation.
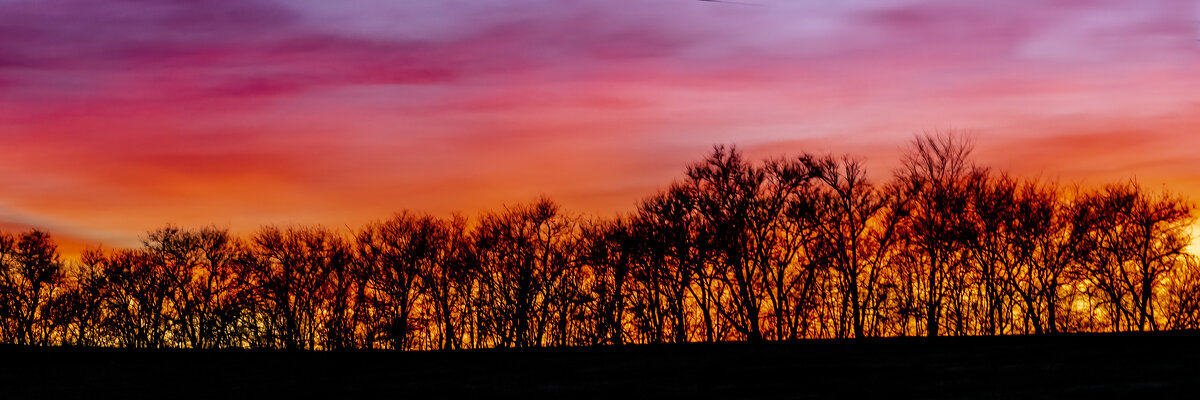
[0,0,1197,257]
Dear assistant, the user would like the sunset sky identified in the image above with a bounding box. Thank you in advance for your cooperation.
[1,0,1197,256]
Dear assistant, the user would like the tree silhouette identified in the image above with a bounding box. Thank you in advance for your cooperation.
[356,213,441,350]
[688,146,773,342]
[805,154,905,339]
[417,214,474,350]
[1163,256,1200,330]
[578,217,635,345]
[894,133,984,337]
[252,226,350,350]
[630,184,710,343]
[54,248,107,346]
[1077,182,1194,332]
[996,180,1088,334]
[472,198,577,348]
[98,248,173,348]
[0,231,65,345]
[3,133,1200,350]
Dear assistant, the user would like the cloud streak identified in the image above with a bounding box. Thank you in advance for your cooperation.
[0,0,1197,257]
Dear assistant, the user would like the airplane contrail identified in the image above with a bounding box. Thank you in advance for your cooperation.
[698,0,764,7]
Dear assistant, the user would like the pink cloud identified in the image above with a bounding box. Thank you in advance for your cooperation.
[0,0,1198,258]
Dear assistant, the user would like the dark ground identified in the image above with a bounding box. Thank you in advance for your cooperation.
[2,332,1199,399]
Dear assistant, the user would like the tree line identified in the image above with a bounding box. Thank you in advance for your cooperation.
[2,134,1198,350]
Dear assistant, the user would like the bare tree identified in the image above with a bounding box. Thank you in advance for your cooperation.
[0,231,65,345]
[805,154,905,339]
[55,249,108,346]
[355,213,440,350]
[1078,181,1194,331]
[999,181,1093,334]
[144,226,260,349]
[252,226,350,350]
[895,132,983,337]
[963,173,1023,335]
[417,214,475,350]
[1163,255,1200,330]
[688,146,769,342]
[7,135,1200,350]
[100,248,174,348]
[578,217,635,345]
[472,198,577,348]
[630,185,710,343]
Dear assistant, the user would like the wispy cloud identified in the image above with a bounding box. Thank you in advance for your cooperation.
[0,0,1197,256]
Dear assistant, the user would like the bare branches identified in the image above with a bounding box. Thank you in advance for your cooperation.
[2,133,1199,349]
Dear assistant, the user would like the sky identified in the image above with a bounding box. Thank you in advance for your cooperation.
[0,0,1197,257]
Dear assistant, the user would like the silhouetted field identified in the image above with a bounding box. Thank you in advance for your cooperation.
[2,331,1198,399]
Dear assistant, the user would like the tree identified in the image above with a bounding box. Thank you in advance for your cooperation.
[0,231,65,345]
[894,132,983,337]
[1163,255,1200,330]
[6,135,1200,350]
[100,248,173,348]
[997,181,1092,334]
[417,214,475,350]
[356,213,441,350]
[688,146,768,342]
[805,154,905,339]
[141,226,201,348]
[188,228,260,349]
[756,157,823,340]
[472,198,577,348]
[252,226,350,350]
[56,249,108,346]
[578,217,635,345]
[1078,181,1194,331]
[630,184,709,343]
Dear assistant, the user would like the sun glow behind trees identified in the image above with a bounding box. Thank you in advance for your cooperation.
[0,134,1197,350]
